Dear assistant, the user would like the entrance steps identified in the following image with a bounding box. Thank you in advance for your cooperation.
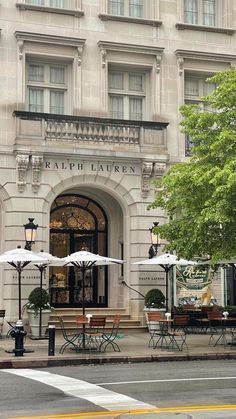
[49,307,147,334]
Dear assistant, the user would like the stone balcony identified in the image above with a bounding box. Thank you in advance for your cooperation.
[14,111,169,159]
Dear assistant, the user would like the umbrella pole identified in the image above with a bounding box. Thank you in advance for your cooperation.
[18,269,22,320]
[165,269,169,312]
[82,266,86,350]
[39,266,44,338]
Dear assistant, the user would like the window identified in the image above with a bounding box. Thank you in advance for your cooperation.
[184,75,216,155]
[108,0,144,18]
[25,0,65,7]
[184,0,216,26]
[27,62,67,114]
[108,70,145,120]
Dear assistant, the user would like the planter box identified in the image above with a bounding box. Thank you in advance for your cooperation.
[27,309,51,338]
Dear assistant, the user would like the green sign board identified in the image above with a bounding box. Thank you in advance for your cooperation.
[176,266,212,290]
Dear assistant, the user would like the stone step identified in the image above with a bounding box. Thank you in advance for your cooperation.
[48,307,146,334]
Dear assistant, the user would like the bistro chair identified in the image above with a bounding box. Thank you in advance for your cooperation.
[207,310,222,346]
[58,316,78,354]
[84,316,106,351]
[99,314,121,352]
[173,315,190,334]
[147,312,166,348]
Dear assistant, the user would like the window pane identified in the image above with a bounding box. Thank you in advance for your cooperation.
[129,0,143,18]
[108,0,124,15]
[129,97,142,120]
[203,0,215,26]
[184,0,198,24]
[109,96,123,119]
[26,0,44,4]
[29,88,44,113]
[50,0,65,8]
[185,79,199,96]
[203,81,215,95]
[108,72,124,90]
[29,64,44,81]
[50,67,65,84]
[50,91,64,114]
[129,74,143,91]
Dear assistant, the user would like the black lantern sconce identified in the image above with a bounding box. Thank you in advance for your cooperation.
[24,218,38,251]
[148,221,161,258]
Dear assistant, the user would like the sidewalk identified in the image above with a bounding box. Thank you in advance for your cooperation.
[0,331,236,369]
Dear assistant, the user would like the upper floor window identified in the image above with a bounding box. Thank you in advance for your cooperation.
[184,75,216,155]
[184,0,216,26]
[26,0,65,7]
[108,70,145,120]
[185,76,216,108]
[27,62,68,114]
[108,0,144,18]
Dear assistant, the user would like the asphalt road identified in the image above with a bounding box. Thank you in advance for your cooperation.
[0,360,236,419]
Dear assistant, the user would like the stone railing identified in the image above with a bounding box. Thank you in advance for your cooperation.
[45,118,140,144]
[14,111,168,153]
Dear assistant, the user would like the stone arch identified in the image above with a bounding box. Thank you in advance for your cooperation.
[42,174,135,308]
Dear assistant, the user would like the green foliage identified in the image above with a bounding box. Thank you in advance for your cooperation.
[149,67,236,262]
[144,288,165,309]
[26,287,52,316]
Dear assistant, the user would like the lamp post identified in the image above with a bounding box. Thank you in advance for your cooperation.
[148,221,160,258]
[24,218,38,251]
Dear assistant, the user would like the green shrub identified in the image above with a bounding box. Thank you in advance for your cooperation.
[26,287,52,316]
[144,288,165,309]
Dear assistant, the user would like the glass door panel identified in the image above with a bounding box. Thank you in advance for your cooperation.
[50,232,70,305]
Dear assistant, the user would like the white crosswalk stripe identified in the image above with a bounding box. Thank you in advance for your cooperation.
[2,369,155,411]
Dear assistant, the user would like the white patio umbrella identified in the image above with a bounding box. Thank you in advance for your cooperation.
[33,250,64,338]
[0,247,47,320]
[133,253,197,311]
[63,250,124,350]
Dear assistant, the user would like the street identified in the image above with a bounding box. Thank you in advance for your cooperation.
[0,360,236,418]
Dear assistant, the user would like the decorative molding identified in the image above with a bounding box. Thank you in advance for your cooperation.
[17,40,24,60]
[16,154,29,192]
[98,13,162,27]
[153,162,166,178]
[175,49,236,64]
[15,31,86,50]
[98,41,164,58]
[16,2,84,17]
[31,155,43,193]
[176,22,235,36]
[101,49,107,68]
[141,162,153,196]
[156,54,162,73]
[77,46,84,66]
[177,56,184,76]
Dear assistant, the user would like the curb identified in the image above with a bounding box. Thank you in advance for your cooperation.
[0,352,236,369]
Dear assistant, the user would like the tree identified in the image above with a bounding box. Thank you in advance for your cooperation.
[149,67,236,262]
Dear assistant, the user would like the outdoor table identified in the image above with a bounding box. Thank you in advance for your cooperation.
[75,316,106,352]
[153,319,174,349]
[208,318,236,347]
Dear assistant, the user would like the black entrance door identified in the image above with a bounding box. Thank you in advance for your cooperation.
[49,194,108,308]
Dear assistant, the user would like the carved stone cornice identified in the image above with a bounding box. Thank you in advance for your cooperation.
[15,31,86,49]
[31,155,43,193]
[141,161,153,197]
[16,154,29,192]
[98,14,162,27]
[175,49,236,64]
[98,41,164,56]
[176,22,235,36]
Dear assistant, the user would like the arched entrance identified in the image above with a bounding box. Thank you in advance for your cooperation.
[49,193,108,307]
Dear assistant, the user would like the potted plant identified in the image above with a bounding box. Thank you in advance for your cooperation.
[144,288,165,331]
[144,288,165,310]
[26,287,53,338]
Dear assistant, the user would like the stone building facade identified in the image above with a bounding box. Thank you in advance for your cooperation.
[0,0,236,322]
